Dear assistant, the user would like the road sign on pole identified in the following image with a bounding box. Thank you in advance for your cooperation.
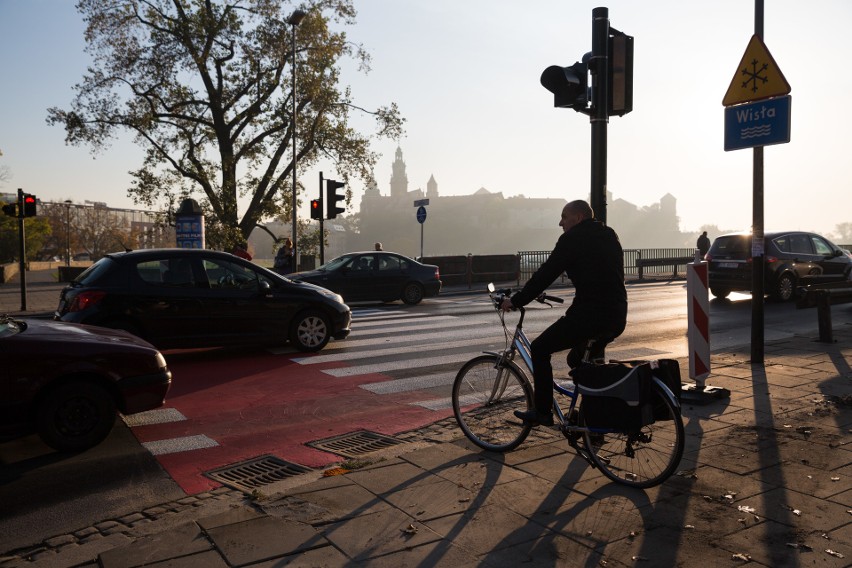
[723,35,790,106]
[724,95,791,151]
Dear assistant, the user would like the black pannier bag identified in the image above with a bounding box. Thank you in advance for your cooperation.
[609,358,682,421]
[570,363,654,430]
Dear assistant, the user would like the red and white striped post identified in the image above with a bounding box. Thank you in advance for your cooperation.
[684,250,730,402]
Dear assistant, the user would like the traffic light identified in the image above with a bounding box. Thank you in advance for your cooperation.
[540,55,591,114]
[608,31,634,116]
[22,194,37,217]
[325,179,345,219]
[2,202,16,217]
[310,198,322,220]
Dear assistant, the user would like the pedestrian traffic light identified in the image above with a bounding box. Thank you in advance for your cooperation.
[22,194,37,217]
[608,31,634,116]
[325,179,345,219]
[540,55,591,114]
[310,198,322,220]
[2,202,16,217]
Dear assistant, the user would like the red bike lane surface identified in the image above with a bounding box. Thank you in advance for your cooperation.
[130,348,452,495]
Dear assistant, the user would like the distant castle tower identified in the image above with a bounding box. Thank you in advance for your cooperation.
[390,146,408,198]
[426,174,438,199]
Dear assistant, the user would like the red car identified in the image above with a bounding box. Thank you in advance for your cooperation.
[0,316,171,452]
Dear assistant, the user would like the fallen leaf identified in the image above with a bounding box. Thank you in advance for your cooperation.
[825,549,845,559]
[732,552,751,561]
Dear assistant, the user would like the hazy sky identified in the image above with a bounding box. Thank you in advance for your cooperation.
[1,0,850,236]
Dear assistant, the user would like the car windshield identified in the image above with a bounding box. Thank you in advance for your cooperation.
[318,254,356,271]
[711,236,751,255]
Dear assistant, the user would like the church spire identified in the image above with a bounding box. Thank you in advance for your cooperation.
[390,146,408,198]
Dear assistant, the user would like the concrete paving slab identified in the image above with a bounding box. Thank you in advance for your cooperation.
[342,462,439,495]
[429,453,532,491]
[423,503,555,557]
[348,540,481,567]
[99,522,211,568]
[262,481,392,524]
[26,533,131,568]
[319,508,442,562]
[380,477,475,521]
[713,517,850,568]
[240,546,351,567]
[144,549,229,568]
[195,505,263,531]
[205,516,327,566]
[476,532,612,567]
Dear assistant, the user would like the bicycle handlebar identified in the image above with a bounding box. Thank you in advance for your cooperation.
[489,287,563,310]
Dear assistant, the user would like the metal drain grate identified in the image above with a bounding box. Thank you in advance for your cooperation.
[205,455,313,492]
[307,430,404,459]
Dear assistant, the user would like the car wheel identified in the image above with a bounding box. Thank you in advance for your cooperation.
[773,273,796,302]
[402,282,424,305]
[290,310,331,352]
[710,287,730,299]
[35,381,117,453]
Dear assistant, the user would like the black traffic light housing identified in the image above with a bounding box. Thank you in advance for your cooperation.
[325,179,345,219]
[540,56,591,114]
[310,198,322,220]
[22,194,37,217]
[2,203,16,217]
[608,31,634,116]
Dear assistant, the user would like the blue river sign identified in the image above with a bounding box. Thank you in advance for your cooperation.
[724,95,791,152]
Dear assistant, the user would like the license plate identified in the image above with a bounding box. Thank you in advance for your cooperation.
[718,262,738,268]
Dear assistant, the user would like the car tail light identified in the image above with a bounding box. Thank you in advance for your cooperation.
[705,253,713,262]
[766,256,777,264]
[68,290,107,312]
[434,267,440,279]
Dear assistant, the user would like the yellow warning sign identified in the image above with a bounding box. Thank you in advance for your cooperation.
[723,35,791,106]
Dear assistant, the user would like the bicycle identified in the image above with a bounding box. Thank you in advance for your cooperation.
[451,284,685,488]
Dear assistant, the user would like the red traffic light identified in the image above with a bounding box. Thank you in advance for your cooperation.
[310,198,322,220]
[22,193,37,217]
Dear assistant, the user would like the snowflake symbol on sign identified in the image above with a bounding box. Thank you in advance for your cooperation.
[740,58,769,93]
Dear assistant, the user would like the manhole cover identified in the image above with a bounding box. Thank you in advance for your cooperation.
[205,455,312,492]
[307,430,403,459]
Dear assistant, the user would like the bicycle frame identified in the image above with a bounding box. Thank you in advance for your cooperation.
[482,300,681,440]
[481,305,582,431]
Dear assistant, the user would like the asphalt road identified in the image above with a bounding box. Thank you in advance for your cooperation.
[0,281,846,554]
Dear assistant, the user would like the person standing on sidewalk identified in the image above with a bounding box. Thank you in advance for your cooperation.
[696,231,711,258]
[501,199,627,426]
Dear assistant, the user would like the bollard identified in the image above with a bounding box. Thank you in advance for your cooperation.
[816,290,833,343]
[682,251,730,404]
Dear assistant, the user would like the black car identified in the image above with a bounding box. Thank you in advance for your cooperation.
[706,231,852,301]
[54,249,351,351]
[289,251,442,305]
[0,315,171,452]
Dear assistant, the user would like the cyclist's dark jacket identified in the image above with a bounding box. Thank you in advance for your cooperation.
[511,218,627,323]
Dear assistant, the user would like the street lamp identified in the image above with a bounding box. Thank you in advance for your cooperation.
[288,8,307,268]
[64,200,72,266]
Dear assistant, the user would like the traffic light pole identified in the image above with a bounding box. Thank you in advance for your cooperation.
[16,188,27,311]
[318,172,325,265]
[590,7,610,225]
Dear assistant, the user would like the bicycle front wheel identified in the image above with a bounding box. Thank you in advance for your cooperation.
[452,355,533,452]
[582,384,685,488]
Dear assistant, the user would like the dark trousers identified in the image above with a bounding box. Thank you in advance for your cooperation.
[530,308,626,414]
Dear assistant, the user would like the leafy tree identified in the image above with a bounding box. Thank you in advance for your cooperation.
[0,203,52,263]
[48,0,404,253]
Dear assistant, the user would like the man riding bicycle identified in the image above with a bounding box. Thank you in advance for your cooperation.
[501,199,627,427]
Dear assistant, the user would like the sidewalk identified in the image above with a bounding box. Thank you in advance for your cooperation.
[2,322,849,567]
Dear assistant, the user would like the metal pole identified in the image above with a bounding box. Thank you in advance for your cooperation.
[17,188,27,311]
[290,21,299,267]
[319,172,325,266]
[751,0,765,364]
[590,7,609,224]
[65,200,72,267]
[287,10,306,268]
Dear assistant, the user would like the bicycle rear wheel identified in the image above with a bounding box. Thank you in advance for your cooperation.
[582,384,685,488]
[452,355,533,452]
